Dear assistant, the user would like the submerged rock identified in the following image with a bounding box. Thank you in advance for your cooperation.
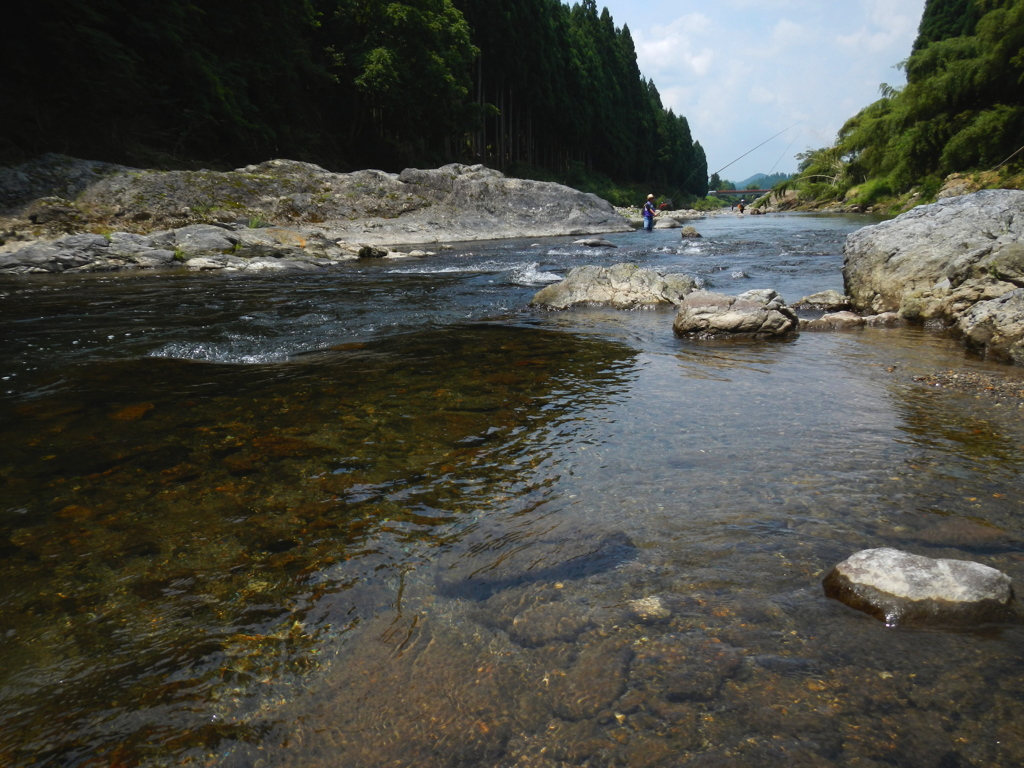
[823,547,1015,627]
[631,634,744,703]
[549,638,633,720]
[672,289,799,339]
[508,601,594,647]
[573,237,617,248]
[530,263,697,310]
[627,596,673,623]
[436,530,638,601]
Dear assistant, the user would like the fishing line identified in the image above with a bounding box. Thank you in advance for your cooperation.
[711,122,801,178]
[769,129,801,175]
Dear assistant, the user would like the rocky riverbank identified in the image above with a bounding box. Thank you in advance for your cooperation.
[0,155,630,274]
[843,189,1024,365]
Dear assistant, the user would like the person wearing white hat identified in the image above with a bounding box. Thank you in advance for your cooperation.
[642,193,657,232]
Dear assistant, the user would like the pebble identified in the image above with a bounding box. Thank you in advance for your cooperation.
[913,369,1024,401]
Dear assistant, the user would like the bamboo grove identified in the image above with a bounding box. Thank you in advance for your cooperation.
[795,0,1024,205]
[4,0,707,198]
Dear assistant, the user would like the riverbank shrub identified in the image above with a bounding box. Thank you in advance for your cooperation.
[693,197,727,211]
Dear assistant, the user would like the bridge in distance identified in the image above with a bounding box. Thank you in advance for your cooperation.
[708,189,773,197]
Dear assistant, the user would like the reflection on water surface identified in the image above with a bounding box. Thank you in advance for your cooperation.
[2,217,1024,766]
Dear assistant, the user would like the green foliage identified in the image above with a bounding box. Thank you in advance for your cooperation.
[1,0,704,199]
[692,196,727,211]
[452,0,705,196]
[913,0,980,50]
[785,0,1024,206]
[851,177,895,206]
[509,160,701,209]
[916,175,945,200]
[738,172,793,188]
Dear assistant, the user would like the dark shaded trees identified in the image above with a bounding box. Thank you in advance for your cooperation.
[913,0,981,50]
[453,0,706,197]
[2,0,705,198]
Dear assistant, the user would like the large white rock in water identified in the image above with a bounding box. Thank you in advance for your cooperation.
[823,548,1015,627]
[842,189,1024,315]
[672,289,799,339]
[530,263,697,309]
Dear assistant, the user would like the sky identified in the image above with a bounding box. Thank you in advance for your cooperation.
[591,0,927,184]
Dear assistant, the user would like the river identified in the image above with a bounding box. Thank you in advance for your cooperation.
[2,213,1024,767]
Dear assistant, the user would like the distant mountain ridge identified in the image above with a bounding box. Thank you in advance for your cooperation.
[734,172,793,189]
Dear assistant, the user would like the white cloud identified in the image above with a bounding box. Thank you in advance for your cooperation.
[771,19,806,50]
[633,14,715,77]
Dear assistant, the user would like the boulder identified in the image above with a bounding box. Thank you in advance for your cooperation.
[823,547,1015,627]
[680,226,702,239]
[1,155,629,252]
[791,289,851,311]
[955,288,1024,364]
[0,153,132,209]
[843,190,1024,315]
[573,237,617,248]
[530,263,698,310]
[800,311,866,331]
[843,190,1024,363]
[357,245,388,259]
[800,310,906,331]
[0,232,181,274]
[0,222,350,274]
[654,216,681,229]
[173,224,239,256]
[864,311,906,327]
[672,289,799,339]
[900,276,1017,324]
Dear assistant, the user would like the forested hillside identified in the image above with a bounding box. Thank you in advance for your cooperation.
[794,0,1023,207]
[2,0,706,199]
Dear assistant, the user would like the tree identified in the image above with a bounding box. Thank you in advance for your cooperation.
[793,0,1024,202]
[913,0,980,50]
[2,0,707,199]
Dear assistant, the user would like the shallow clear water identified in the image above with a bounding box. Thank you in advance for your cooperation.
[2,214,1024,767]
